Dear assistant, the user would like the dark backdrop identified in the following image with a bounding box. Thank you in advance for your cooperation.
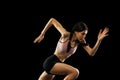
[30,16,115,80]
[3,5,118,80]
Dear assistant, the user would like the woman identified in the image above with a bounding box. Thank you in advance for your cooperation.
[33,18,109,80]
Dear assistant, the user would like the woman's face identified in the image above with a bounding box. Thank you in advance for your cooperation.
[75,30,88,41]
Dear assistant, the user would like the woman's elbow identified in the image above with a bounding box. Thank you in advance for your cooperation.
[88,52,95,56]
[50,18,56,21]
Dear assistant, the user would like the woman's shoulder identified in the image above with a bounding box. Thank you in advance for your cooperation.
[59,32,70,42]
[64,31,70,37]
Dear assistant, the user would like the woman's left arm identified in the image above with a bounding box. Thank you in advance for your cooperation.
[83,27,109,56]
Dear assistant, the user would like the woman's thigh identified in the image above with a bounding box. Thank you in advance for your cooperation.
[50,62,79,75]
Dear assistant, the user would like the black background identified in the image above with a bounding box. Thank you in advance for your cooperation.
[4,14,117,80]
[30,16,115,80]
[2,1,119,80]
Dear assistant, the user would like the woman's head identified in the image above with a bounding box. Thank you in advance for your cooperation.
[72,22,88,41]
[67,22,88,52]
[72,22,88,32]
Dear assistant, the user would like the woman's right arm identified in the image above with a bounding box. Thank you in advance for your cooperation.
[33,18,69,43]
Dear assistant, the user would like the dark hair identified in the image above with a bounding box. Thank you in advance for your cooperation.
[71,21,88,33]
[67,22,88,52]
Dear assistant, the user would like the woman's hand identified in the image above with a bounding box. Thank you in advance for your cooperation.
[33,34,44,43]
[97,27,109,41]
[79,38,87,44]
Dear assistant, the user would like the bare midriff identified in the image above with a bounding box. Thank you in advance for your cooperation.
[54,52,72,62]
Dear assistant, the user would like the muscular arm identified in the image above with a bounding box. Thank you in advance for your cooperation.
[34,18,69,43]
[83,27,109,56]
[41,18,69,36]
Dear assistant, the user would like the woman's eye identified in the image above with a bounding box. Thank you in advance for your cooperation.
[82,33,85,35]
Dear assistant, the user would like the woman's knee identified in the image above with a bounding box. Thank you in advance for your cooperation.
[72,68,79,77]
[64,68,79,80]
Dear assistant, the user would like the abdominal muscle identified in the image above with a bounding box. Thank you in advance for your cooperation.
[54,51,72,62]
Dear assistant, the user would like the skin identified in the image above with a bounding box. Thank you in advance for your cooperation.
[33,18,109,80]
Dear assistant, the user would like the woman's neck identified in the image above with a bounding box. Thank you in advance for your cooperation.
[71,34,77,42]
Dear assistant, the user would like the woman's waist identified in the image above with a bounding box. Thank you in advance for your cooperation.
[54,52,71,62]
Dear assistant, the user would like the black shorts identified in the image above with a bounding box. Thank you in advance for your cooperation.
[43,54,61,74]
